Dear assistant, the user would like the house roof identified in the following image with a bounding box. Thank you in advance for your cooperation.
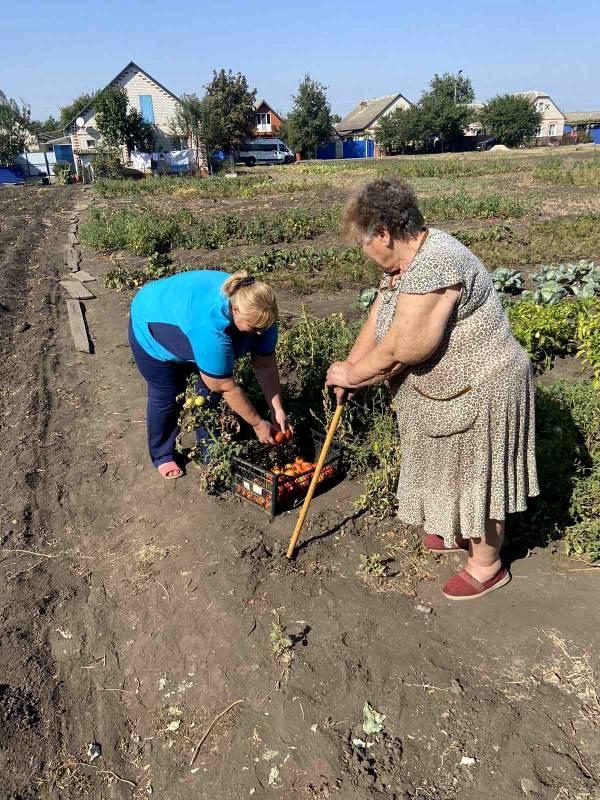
[63,61,180,132]
[565,110,600,125]
[255,98,276,113]
[514,91,547,102]
[336,93,411,134]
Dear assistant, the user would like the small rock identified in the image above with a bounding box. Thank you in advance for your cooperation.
[87,742,101,762]
[460,755,477,766]
[449,678,464,695]
[521,777,543,797]
[415,603,432,615]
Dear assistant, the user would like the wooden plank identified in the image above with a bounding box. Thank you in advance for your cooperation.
[65,298,91,353]
[60,280,95,300]
[74,270,96,283]
[67,248,80,272]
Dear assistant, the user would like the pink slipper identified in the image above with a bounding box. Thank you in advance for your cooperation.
[157,461,182,480]
[424,534,469,553]
[442,567,511,601]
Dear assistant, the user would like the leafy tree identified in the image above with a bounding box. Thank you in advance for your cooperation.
[281,75,334,158]
[95,87,155,153]
[376,106,420,154]
[29,115,61,135]
[59,91,96,129]
[331,113,342,124]
[479,94,543,148]
[417,72,475,152]
[204,69,256,155]
[0,90,30,165]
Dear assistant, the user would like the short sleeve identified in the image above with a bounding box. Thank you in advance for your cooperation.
[251,324,278,356]
[399,256,464,295]
[188,326,235,378]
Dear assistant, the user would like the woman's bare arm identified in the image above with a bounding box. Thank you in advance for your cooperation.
[327,286,460,390]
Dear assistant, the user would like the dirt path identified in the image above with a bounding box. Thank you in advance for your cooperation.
[1,187,599,800]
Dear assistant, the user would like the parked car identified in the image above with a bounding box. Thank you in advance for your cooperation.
[476,136,497,151]
[237,138,294,166]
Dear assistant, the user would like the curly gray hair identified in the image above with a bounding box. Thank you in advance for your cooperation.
[343,178,425,242]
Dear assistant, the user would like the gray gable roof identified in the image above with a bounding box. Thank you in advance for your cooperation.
[63,61,180,133]
[336,93,411,134]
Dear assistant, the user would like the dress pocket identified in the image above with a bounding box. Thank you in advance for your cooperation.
[409,385,479,438]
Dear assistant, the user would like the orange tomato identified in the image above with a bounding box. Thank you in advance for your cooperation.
[274,431,286,445]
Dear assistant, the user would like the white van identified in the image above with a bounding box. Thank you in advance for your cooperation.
[237,138,294,166]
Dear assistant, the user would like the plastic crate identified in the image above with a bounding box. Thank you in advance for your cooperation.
[232,429,342,516]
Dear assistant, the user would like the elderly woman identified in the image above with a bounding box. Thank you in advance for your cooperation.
[129,270,290,479]
[327,179,539,601]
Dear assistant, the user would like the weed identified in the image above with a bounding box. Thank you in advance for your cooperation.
[270,619,293,664]
[533,156,600,187]
[422,191,536,221]
[95,174,328,199]
[576,303,600,386]
[358,553,387,579]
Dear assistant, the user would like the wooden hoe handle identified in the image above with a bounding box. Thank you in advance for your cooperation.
[286,400,345,559]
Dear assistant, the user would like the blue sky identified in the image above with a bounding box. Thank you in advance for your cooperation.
[1,0,598,121]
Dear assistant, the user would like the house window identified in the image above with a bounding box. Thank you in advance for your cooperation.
[87,139,95,148]
[536,126,544,138]
[139,95,155,124]
[256,112,272,132]
[548,123,556,136]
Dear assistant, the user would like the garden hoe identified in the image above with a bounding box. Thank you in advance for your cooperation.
[286,394,346,559]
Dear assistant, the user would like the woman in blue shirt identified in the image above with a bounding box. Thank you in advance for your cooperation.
[129,270,290,479]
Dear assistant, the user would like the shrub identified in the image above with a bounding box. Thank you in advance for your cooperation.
[576,303,600,386]
[53,160,72,185]
[507,300,580,370]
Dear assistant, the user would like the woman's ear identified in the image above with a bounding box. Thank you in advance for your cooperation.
[375,226,392,247]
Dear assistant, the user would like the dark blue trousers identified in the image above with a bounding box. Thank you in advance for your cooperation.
[128,321,216,467]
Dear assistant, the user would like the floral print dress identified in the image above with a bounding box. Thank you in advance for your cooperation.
[375,228,539,544]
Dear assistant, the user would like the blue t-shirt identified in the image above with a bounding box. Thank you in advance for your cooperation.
[130,270,278,377]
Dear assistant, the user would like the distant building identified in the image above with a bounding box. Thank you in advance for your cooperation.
[59,61,207,177]
[514,91,565,143]
[254,100,283,137]
[327,92,413,158]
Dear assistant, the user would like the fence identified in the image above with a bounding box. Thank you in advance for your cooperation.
[14,152,57,177]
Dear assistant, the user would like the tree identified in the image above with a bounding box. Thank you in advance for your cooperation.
[29,115,61,135]
[479,94,542,148]
[0,90,30,165]
[204,69,256,155]
[59,91,96,129]
[416,72,475,152]
[376,106,420,154]
[95,87,155,153]
[281,75,334,158]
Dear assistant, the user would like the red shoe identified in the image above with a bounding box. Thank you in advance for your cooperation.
[424,534,469,553]
[442,567,511,601]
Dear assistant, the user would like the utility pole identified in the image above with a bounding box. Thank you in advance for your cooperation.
[454,69,463,103]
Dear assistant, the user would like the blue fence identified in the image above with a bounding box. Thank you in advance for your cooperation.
[342,139,375,159]
[0,166,25,185]
[316,142,336,159]
[565,123,600,145]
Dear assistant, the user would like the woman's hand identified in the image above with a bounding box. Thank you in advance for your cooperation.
[326,361,357,390]
[271,407,293,435]
[253,419,278,445]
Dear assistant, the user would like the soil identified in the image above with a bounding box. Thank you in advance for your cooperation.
[0,185,599,800]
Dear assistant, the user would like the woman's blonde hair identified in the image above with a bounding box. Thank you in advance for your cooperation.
[222,271,278,329]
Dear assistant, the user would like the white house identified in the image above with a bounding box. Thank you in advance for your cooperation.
[62,61,207,175]
[514,91,566,141]
[336,92,413,144]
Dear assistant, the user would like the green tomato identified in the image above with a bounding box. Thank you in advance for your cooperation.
[194,396,206,408]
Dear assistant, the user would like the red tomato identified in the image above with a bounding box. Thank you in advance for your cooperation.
[274,431,286,445]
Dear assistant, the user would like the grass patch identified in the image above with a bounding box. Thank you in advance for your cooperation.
[95,174,328,199]
[455,214,600,266]
[104,245,380,295]
[294,158,527,179]
[533,156,600,187]
[422,191,535,220]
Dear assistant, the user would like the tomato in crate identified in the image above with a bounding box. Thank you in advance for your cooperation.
[232,430,342,517]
